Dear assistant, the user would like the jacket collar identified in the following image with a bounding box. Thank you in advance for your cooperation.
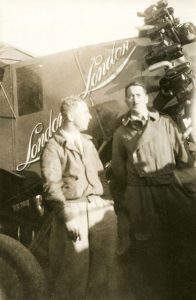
[122,109,159,127]
[122,110,161,151]
[54,129,92,152]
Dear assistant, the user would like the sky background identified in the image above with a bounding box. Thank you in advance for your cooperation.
[0,0,195,56]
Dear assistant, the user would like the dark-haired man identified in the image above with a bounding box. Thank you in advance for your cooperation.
[111,81,196,299]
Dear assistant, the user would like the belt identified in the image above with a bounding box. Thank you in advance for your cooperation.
[127,173,175,186]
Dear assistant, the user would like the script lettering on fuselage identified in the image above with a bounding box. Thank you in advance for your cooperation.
[16,111,62,171]
[17,40,135,171]
[80,40,136,98]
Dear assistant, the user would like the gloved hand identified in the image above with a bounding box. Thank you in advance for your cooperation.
[174,167,196,195]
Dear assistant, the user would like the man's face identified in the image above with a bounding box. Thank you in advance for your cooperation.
[126,85,148,116]
[71,101,92,131]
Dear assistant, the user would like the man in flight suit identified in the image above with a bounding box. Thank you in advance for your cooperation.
[111,81,196,299]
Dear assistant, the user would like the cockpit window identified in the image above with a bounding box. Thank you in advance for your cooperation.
[16,65,43,116]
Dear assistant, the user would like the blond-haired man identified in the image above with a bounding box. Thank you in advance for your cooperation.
[41,96,117,300]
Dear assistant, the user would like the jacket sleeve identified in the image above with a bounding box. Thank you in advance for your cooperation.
[90,142,112,198]
[168,117,196,193]
[91,142,104,173]
[110,129,127,211]
[40,140,66,210]
[168,117,193,168]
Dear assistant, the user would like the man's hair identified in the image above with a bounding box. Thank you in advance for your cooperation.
[60,95,83,118]
[125,81,147,98]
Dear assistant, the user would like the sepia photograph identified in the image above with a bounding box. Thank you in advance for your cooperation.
[0,0,196,299]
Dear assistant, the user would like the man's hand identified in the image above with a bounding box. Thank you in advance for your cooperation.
[65,219,81,242]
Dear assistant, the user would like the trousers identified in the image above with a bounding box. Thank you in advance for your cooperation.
[49,196,118,300]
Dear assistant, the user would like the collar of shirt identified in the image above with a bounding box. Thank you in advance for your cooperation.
[122,110,159,127]
[130,113,148,122]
